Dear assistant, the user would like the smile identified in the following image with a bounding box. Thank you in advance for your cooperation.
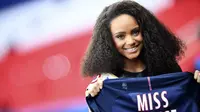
[124,46,138,53]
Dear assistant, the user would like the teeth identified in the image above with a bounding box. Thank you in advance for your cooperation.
[125,47,137,52]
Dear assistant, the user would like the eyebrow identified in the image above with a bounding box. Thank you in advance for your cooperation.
[113,26,140,36]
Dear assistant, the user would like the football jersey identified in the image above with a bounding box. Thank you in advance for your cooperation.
[86,72,200,112]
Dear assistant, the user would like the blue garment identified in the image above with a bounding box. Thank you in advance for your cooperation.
[86,72,200,112]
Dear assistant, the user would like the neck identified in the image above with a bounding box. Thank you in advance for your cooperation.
[123,58,145,73]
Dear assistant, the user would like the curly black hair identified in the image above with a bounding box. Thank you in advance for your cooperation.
[81,0,186,77]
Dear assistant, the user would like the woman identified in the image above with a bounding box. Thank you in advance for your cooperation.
[81,0,200,110]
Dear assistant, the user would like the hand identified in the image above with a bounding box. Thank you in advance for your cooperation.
[85,77,103,97]
[194,70,200,83]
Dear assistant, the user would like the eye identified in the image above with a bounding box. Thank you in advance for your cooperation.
[115,34,125,40]
[132,28,140,36]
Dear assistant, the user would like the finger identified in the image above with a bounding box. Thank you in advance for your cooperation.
[85,84,94,97]
[99,81,103,89]
[86,85,94,97]
[85,90,90,97]
[95,85,101,92]
[87,88,95,97]
[87,85,99,97]
[197,72,200,83]
[194,70,199,80]
[96,81,102,89]
[97,78,103,89]
[90,90,98,97]
[87,82,96,91]
[85,85,90,97]
[92,83,100,93]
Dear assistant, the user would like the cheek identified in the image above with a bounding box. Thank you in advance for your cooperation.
[112,39,124,50]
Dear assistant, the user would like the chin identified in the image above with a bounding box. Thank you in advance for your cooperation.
[126,52,140,60]
[127,55,139,60]
[128,57,138,60]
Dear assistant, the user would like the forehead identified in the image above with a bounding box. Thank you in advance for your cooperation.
[110,14,138,33]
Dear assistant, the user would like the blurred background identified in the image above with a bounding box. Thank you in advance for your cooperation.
[0,0,199,112]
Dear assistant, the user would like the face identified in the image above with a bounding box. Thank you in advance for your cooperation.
[110,14,143,60]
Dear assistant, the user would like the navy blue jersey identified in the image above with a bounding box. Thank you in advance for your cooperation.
[86,72,200,112]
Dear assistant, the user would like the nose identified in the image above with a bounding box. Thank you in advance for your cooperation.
[125,35,135,46]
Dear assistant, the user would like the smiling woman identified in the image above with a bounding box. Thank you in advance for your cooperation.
[81,0,185,77]
[81,0,200,111]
